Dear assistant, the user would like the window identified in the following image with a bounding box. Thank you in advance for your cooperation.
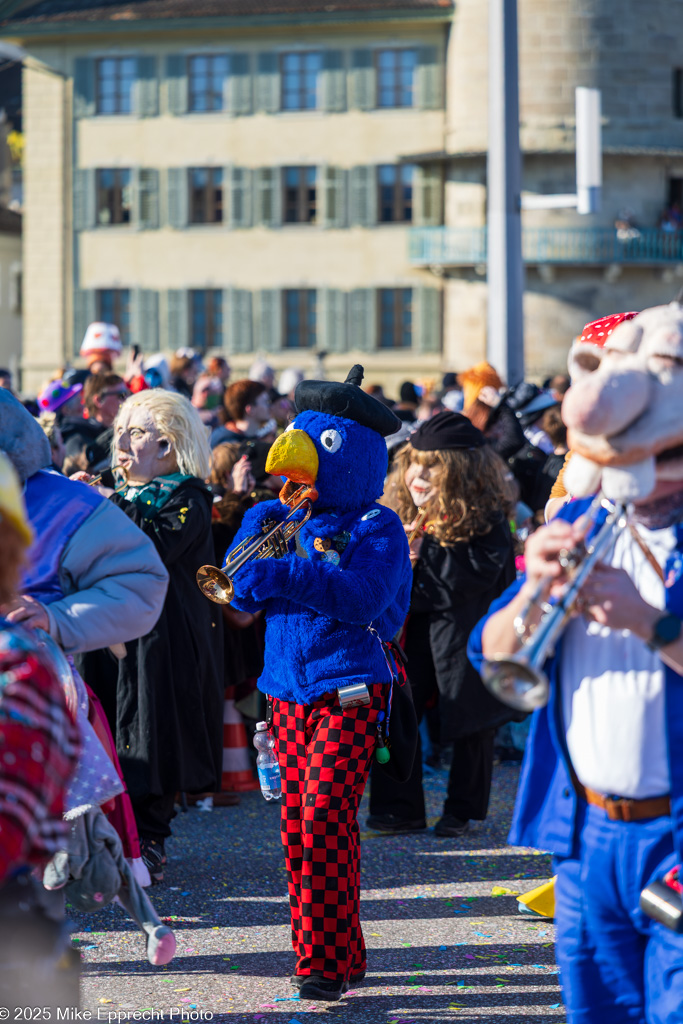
[379,288,412,348]
[191,290,223,351]
[283,167,317,224]
[189,168,223,224]
[674,69,683,119]
[377,165,413,223]
[284,290,317,348]
[97,289,131,347]
[96,57,136,115]
[376,49,416,108]
[188,54,230,112]
[96,169,133,226]
[281,52,323,111]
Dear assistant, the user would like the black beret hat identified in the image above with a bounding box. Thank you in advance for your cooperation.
[410,410,486,451]
[295,365,401,438]
[399,381,420,405]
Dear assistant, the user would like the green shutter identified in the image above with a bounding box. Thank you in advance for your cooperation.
[73,169,96,231]
[413,163,442,227]
[224,166,252,228]
[255,52,280,113]
[134,56,159,117]
[73,289,96,356]
[349,289,376,352]
[320,167,347,229]
[349,49,375,110]
[166,168,188,228]
[317,289,347,353]
[414,287,442,353]
[322,50,346,113]
[254,168,281,227]
[223,288,253,353]
[349,166,377,227]
[134,168,159,229]
[132,289,159,352]
[73,58,95,118]
[227,53,252,116]
[416,45,443,110]
[166,55,188,115]
[166,290,189,350]
[255,289,282,352]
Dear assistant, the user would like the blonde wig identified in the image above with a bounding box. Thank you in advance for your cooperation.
[114,389,211,480]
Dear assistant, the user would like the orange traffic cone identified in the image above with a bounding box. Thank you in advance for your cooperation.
[220,695,259,795]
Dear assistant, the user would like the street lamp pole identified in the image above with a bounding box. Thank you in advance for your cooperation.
[487,0,525,385]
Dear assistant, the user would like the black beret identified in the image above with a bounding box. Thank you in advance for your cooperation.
[295,365,401,438]
[399,381,420,405]
[410,410,486,451]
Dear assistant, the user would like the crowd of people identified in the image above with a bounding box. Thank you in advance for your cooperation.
[1,302,683,1020]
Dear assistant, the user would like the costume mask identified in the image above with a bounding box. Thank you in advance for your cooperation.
[114,405,178,486]
[405,461,440,508]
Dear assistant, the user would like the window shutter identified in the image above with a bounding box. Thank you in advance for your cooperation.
[413,163,442,227]
[223,288,253,353]
[349,288,376,352]
[132,289,159,352]
[73,289,96,356]
[416,45,442,110]
[322,50,346,113]
[134,56,159,117]
[73,168,96,231]
[318,289,347,353]
[254,168,281,227]
[225,166,252,228]
[255,289,282,352]
[166,290,189,350]
[166,55,188,115]
[414,287,442,353]
[255,52,280,113]
[166,168,188,228]
[349,166,377,227]
[320,166,347,229]
[349,49,375,110]
[227,53,252,116]
[134,168,160,229]
[73,58,95,118]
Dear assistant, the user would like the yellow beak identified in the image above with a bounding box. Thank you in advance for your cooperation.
[265,429,319,486]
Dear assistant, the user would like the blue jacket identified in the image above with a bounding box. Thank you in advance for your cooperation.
[468,497,683,861]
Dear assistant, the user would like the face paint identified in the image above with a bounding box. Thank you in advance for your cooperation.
[115,404,177,485]
[405,460,440,508]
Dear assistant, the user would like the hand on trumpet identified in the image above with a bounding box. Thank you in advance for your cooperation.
[523,519,584,599]
[404,519,424,566]
[69,470,115,497]
[577,563,655,634]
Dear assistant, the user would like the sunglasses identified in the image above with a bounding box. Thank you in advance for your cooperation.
[100,390,129,401]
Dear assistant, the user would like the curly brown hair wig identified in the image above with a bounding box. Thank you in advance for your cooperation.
[389,441,516,545]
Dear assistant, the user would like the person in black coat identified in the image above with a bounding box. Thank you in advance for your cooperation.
[108,389,223,882]
[369,412,516,837]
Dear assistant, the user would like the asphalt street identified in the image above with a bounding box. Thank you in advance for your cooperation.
[70,763,564,1022]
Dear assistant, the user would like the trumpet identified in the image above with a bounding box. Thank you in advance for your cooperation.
[407,506,430,545]
[481,495,630,712]
[196,484,317,605]
[88,464,129,494]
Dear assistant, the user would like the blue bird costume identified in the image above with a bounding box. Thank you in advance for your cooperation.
[225,366,411,998]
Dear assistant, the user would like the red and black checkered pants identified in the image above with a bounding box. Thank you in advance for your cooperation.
[271,682,386,983]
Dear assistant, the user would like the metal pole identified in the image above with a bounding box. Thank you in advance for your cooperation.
[487,0,525,385]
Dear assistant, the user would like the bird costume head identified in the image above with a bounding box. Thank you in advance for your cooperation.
[265,364,400,513]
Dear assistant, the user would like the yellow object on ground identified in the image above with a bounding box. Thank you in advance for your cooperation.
[517,876,556,918]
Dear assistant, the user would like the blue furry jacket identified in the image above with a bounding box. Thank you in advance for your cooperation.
[227,499,412,704]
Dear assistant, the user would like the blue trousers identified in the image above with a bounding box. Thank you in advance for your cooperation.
[554,802,683,1023]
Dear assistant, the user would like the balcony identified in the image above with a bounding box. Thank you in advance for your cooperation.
[409,227,683,267]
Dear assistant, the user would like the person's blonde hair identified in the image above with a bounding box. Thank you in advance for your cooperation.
[114,389,211,480]
[390,442,516,544]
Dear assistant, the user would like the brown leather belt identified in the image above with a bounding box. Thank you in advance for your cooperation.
[575,781,671,822]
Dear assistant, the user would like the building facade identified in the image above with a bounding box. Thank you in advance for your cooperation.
[4,0,683,392]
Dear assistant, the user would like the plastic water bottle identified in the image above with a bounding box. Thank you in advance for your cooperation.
[254,722,282,801]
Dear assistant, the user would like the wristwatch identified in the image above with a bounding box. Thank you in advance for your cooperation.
[647,613,683,652]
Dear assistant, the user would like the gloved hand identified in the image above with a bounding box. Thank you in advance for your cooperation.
[230,555,291,609]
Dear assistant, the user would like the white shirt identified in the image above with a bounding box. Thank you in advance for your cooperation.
[560,523,677,799]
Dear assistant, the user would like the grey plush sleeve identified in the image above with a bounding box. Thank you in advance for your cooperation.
[44,500,169,655]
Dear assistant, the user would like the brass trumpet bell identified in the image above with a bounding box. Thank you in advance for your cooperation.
[481,656,550,712]
[195,565,235,605]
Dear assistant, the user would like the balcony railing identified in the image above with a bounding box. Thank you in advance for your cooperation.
[408,227,683,266]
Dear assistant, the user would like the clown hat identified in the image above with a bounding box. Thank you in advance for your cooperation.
[568,311,638,381]
[0,450,33,546]
[37,378,83,413]
[80,322,122,358]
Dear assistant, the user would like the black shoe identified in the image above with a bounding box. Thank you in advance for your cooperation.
[434,815,469,837]
[291,969,365,989]
[140,837,165,884]
[366,814,426,834]
[298,975,347,1001]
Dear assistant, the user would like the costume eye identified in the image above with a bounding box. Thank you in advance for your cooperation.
[320,428,342,453]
